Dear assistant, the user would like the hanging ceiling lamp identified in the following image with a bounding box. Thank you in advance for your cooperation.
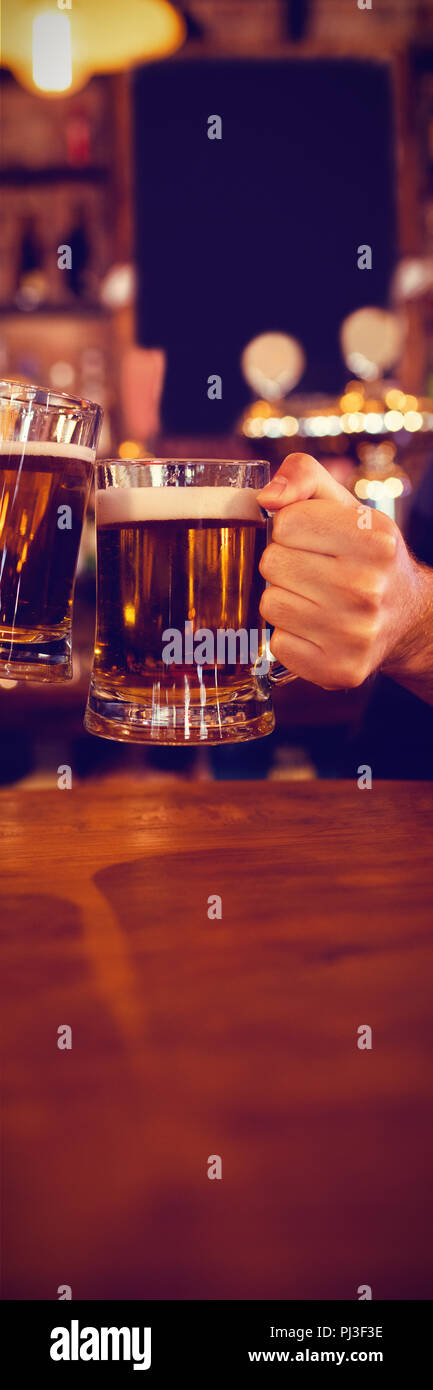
[1,0,186,97]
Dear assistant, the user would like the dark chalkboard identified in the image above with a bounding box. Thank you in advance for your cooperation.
[133,58,396,432]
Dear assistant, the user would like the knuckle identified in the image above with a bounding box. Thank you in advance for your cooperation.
[272,509,291,544]
[337,658,369,689]
[281,452,318,496]
[348,566,386,612]
[259,541,281,581]
[368,585,384,612]
[325,650,370,688]
[259,586,273,619]
[355,581,384,613]
[366,615,381,643]
[258,543,273,579]
[347,619,380,654]
[283,450,315,476]
[373,513,399,560]
[269,627,286,662]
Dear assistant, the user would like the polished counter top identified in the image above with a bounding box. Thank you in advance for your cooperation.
[2,778,432,1298]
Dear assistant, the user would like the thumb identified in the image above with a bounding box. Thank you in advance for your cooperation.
[257,452,357,511]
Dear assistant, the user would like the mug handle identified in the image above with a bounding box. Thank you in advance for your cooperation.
[268,656,298,685]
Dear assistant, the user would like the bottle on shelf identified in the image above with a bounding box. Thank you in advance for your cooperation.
[15,214,47,310]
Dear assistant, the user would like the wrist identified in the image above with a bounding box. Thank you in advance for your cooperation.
[381,560,433,697]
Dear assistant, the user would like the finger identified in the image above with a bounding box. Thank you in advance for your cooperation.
[260,541,339,601]
[257,451,358,511]
[270,498,366,556]
[261,579,376,652]
[260,583,329,646]
[270,626,331,687]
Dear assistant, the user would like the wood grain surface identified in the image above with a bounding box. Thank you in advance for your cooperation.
[1,778,433,1300]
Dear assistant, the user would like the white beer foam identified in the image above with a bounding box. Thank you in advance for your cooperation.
[0,439,94,462]
[97,485,263,525]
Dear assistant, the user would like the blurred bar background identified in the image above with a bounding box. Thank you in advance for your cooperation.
[2,0,433,783]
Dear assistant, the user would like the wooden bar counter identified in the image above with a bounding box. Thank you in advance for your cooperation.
[1,778,433,1300]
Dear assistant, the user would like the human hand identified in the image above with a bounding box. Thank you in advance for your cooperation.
[257,452,429,692]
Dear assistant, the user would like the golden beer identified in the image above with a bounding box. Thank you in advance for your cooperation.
[0,380,102,681]
[84,460,278,744]
[93,485,267,702]
[0,441,92,642]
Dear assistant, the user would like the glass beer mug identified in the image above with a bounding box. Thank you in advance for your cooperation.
[85,458,295,744]
[0,380,102,682]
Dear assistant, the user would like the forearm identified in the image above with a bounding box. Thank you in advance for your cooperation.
[381,562,433,707]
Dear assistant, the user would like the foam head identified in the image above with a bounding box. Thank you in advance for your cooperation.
[0,439,95,462]
[96,485,264,525]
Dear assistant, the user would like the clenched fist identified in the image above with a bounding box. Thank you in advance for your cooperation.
[257,453,433,702]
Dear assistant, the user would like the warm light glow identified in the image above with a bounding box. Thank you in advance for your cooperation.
[3,1,186,98]
[340,390,364,412]
[302,416,343,438]
[280,415,299,436]
[342,412,364,433]
[346,352,378,381]
[265,419,284,437]
[241,333,305,400]
[364,413,383,434]
[123,603,136,625]
[383,477,404,497]
[367,480,385,501]
[354,479,370,500]
[385,388,406,410]
[244,389,433,446]
[354,476,404,503]
[403,395,418,412]
[118,440,144,459]
[384,410,404,431]
[248,400,273,419]
[341,308,405,379]
[50,361,75,390]
[244,419,266,437]
[100,264,136,310]
[403,411,423,432]
[32,12,72,92]
[308,416,331,437]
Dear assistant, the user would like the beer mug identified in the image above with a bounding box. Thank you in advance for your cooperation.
[85,455,294,745]
[85,458,295,744]
[0,380,102,682]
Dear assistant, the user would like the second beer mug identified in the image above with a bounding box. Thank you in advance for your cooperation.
[0,380,102,682]
[85,458,295,744]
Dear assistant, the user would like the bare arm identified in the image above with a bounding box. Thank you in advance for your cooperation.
[381,561,433,707]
